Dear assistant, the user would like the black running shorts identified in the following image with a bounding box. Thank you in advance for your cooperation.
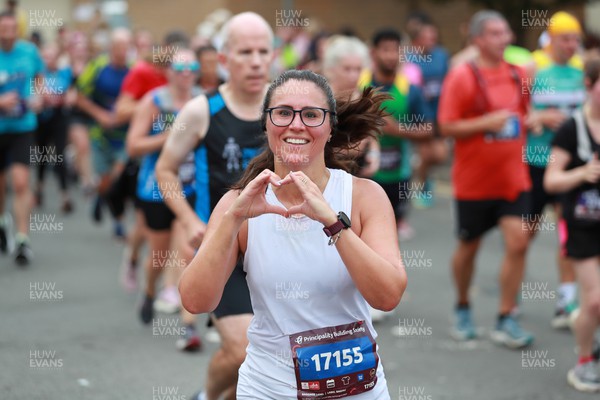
[212,259,253,320]
[455,191,532,241]
[565,225,600,259]
[0,132,33,170]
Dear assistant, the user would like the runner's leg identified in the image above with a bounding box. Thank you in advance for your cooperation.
[498,215,529,314]
[452,238,482,305]
[206,314,251,400]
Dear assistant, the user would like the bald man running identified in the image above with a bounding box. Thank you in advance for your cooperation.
[156,12,273,400]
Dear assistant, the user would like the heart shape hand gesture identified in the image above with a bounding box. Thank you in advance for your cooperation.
[283,171,337,226]
[229,169,336,226]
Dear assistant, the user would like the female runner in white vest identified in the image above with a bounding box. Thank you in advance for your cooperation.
[179,69,407,399]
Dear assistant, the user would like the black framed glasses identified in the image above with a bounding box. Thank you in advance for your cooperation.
[265,106,335,128]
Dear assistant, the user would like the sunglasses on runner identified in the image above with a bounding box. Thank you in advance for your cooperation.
[171,61,200,72]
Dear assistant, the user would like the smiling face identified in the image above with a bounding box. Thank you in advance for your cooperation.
[266,79,332,168]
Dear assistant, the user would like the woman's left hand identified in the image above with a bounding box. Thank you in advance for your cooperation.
[281,171,337,226]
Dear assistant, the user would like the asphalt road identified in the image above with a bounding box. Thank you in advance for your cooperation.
[0,175,595,400]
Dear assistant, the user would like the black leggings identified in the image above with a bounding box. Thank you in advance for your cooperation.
[35,108,69,191]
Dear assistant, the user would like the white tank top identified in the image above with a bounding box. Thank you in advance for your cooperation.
[238,168,390,399]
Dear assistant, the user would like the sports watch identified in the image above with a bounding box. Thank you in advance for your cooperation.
[323,212,351,245]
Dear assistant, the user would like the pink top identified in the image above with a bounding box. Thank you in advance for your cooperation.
[401,62,423,86]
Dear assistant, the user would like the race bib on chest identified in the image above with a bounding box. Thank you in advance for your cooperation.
[485,115,520,142]
[574,188,600,221]
[422,79,442,100]
[290,321,379,399]
[379,148,401,171]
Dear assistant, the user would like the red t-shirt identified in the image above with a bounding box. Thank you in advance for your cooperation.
[120,60,167,100]
[438,61,531,201]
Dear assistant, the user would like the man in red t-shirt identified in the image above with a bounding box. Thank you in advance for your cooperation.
[438,10,534,349]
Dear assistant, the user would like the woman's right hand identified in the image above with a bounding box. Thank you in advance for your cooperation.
[229,169,289,221]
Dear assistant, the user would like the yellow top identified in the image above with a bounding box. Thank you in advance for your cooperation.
[531,49,583,70]
[357,69,409,93]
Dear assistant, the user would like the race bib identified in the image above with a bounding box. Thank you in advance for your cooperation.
[485,115,520,142]
[379,148,401,171]
[290,321,379,399]
[422,79,442,100]
[0,99,27,118]
[178,152,195,185]
[574,188,600,221]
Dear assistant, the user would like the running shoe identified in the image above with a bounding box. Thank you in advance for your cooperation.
[176,326,202,352]
[190,391,207,400]
[15,241,34,266]
[154,286,181,314]
[567,361,600,392]
[412,180,434,209]
[205,327,221,344]
[369,306,389,323]
[62,199,74,214]
[490,316,534,349]
[450,308,477,341]
[140,294,154,324]
[412,195,432,209]
[552,301,578,330]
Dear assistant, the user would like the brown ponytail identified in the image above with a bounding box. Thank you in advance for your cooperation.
[232,70,389,190]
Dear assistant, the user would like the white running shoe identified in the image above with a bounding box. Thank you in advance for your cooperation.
[154,286,181,314]
[568,362,600,392]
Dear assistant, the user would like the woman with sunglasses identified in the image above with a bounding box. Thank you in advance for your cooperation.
[179,70,407,399]
[126,48,202,351]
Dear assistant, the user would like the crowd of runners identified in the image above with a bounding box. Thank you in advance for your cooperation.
[2,0,600,397]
